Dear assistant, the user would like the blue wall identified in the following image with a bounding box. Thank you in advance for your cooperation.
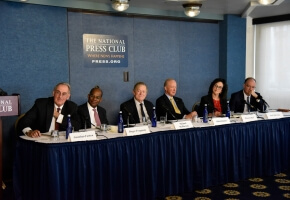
[0,1,68,179]
[220,15,246,95]
[0,1,245,180]
[68,12,219,124]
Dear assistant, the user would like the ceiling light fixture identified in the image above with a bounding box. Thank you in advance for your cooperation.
[183,3,202,17]
[111,0,130,12]
[257,0,276,5]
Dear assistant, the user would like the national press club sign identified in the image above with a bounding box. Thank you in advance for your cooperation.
[83,34,128,67]
[0,96,19,117]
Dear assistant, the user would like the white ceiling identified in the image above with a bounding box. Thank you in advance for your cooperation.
[6,0,290,20]
[79,0,290,18]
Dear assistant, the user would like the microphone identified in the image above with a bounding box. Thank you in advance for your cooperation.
[84,116,88,131]
[244,100,255,111]
[161,104,177,122]
[123,106,136,127]
[260,96,270,108]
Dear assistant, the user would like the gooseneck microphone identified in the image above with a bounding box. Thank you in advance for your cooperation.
[123,106,136,127]
[161,104,178,122]
[244,100,255,109]
[260,96,270,108]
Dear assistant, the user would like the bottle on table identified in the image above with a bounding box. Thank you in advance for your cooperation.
[118,111,124,133]
[226,101,231,118]
[203,104,208,123]
[66,114,73,139]
[151,107,157,127]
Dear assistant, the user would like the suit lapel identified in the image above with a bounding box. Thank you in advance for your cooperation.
[46,98,54,131]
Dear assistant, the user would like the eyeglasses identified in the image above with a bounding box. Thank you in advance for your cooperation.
[214,84,223,89]
[54,90,69,96]
[89,95,102,100]
[245,85,256,89]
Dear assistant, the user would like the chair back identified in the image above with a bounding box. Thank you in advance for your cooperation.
[192,101,200,112]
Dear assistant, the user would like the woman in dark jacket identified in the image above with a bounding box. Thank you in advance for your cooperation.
[197,78,228,117]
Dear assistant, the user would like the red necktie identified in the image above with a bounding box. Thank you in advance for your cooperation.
[93,108,101,126]
[55,107,61,130]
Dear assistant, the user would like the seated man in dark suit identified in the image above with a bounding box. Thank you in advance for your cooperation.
[230,77,266,113]
[78,86,109,129]
[156,78,197,120]
[18,82,80,137]
[120,82,154,124]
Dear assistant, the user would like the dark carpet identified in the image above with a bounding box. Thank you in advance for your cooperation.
[164,171,290,200]
[2,171,290,200]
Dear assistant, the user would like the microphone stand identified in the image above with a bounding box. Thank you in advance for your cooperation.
[91,123,108,139]
[162,104,178,123]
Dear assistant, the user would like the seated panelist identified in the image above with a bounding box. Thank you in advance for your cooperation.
[78,86,109,129]
[197,78,228,117]
[18,82,80,138]
[120,82,154,124]
[156,78,197,120]
[230,77,267,113]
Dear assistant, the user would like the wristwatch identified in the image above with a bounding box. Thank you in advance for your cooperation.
[256,98,260,102]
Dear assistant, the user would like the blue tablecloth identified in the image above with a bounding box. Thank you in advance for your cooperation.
[13,118,290,200]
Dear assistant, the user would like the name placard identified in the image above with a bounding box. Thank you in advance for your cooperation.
[210,117,231,126]
[124,126,150,136]
[69,131,97,142]
[241,114,258,122]
[264,112,283,119]
[172,121,193,130]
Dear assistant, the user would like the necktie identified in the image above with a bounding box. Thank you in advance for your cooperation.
[93,108,101,126]
[247,96,251,112]
[140,103,145,118]
[170,98,181,114]
[55,107,60,130]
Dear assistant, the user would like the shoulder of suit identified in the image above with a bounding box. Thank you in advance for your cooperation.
[97,105,106,112]
[231,90,243,96]
[65,100,78,107]
[144,99,154,106]
[121,98,134,106]
[78,103,87,109]
[173,96,183,101]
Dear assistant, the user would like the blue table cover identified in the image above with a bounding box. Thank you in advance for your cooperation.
[13,118,290,200]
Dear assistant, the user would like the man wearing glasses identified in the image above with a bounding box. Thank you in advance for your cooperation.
[18,82,80,137]
[229,77,266,113]
[77,86,108,129]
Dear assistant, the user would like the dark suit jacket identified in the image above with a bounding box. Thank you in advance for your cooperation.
[156,94,190,120]
[197,94,228,117]
[120,98,154,124]
[229,90,265,113]
[18,97,80,135]
[77,103,109,129]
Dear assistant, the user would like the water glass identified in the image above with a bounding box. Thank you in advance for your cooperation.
[101,124,108,132]
[160,116,166,126]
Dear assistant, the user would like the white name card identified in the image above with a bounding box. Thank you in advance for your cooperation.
[264,112,283,119]
[124,126,150,136]
[69,131,97,142]
[241,114,258,122]
[173,121,193,130]
[210,117,231,126]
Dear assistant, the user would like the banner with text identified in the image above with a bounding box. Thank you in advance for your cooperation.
[83,34,128,67]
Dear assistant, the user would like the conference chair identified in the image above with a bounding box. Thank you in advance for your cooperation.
[192,101,200,112]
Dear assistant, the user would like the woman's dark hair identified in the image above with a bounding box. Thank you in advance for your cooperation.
[207,78,228,99]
